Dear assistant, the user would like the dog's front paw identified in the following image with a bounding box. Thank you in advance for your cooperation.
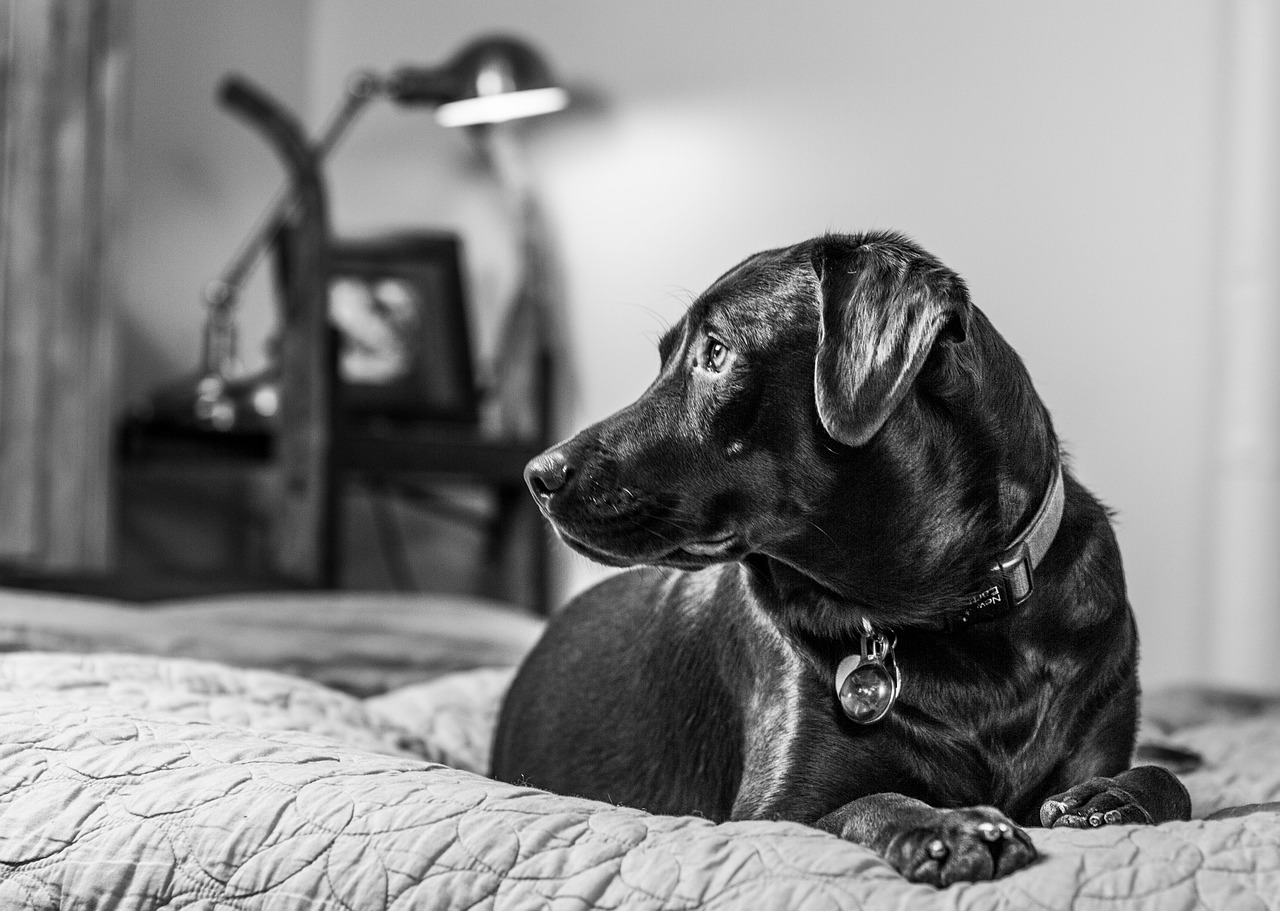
[1040,777,1154,828]
[887,807,1037,887]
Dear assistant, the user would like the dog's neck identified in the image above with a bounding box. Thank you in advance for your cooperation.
[746,447,1066,649]
[828,459,1064,723]
[926,458,1065,632]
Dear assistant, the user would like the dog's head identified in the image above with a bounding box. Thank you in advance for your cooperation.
[526,232,1053,614]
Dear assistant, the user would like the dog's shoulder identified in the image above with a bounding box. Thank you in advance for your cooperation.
[494,563,753,814]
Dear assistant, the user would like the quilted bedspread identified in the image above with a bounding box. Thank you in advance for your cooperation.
[0,654,1278,909]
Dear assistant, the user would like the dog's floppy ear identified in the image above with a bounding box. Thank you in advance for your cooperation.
[812,234,971,447]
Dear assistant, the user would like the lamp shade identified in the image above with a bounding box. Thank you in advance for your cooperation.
[431,36,568,127]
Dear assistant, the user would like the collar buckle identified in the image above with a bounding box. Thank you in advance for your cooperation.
[946,537,1035,632]
[995,541,1035,605]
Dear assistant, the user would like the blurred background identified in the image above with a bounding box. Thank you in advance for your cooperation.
[3,0,1277,692]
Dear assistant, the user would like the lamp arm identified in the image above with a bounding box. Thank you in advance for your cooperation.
[203,70,386,312]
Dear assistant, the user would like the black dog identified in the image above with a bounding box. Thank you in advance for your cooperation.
[492,232,1190,886]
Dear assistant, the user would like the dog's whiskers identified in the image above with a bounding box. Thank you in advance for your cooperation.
[807,519,844,553]
[614,507,703,550]
[621,513,681,546]
[612,488,699,538]
[641,513,696,535]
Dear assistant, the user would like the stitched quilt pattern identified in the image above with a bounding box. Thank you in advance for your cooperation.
[0,654,1277,910]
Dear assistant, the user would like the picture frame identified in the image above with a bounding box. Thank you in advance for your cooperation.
[327,231,479,425]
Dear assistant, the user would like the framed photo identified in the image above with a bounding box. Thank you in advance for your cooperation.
[327,232,479,425]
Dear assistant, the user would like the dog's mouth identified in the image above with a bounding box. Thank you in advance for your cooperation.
[678,533,739,558]
[536,480,747,568]
[555,524,745,569]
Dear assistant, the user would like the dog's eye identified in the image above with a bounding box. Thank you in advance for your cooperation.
[703,338,729,373]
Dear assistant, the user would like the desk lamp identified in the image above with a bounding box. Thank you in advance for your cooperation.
[192,35,568,430]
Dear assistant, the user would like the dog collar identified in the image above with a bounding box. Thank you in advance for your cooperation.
[834,460,1065,724]
[941,459,1065,632]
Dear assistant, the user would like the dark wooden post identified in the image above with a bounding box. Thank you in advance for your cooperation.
[219,77,334,587]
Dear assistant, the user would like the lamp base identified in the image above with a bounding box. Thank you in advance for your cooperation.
[137,368,280,437]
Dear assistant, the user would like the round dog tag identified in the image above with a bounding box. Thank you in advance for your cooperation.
[835,626,902,725]
[838,660,895,724]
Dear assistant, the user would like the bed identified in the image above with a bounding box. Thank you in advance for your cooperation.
[0,587,1277,909]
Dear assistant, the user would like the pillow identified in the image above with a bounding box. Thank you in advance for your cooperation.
[0,588,543,695]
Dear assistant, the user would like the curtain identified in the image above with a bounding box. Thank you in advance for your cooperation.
[0,0,130,571]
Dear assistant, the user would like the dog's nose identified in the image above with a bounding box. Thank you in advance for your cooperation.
[525,448,574,505]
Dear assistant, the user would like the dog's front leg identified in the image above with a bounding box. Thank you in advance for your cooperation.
[815,794,1038,887]
[1039,765,1191,828]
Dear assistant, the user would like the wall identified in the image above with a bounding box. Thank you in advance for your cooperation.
[306,0,1221,689]
[124,2,1227,689]
[121,0,310,406]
